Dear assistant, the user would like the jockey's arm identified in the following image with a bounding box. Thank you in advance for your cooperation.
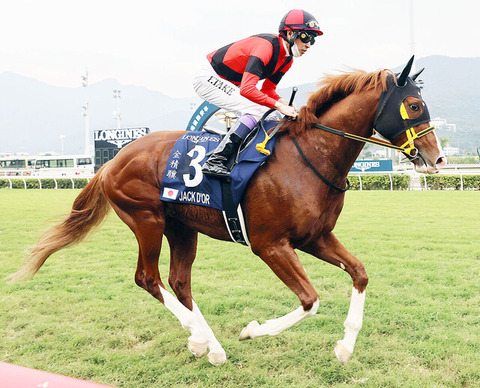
[240,73,298,118]
[239,72,278,108]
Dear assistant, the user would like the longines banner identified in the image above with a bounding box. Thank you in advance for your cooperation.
[350,159,393,172]
[94,127,150,149]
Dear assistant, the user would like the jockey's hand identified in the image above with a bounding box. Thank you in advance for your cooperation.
[274,100,299,119]
[278,98,297,111]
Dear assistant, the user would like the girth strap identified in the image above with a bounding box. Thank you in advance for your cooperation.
[221,181,250,245]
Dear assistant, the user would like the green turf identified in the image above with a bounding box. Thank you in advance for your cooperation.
[1,190,479,387]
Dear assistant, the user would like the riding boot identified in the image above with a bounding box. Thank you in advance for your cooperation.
[202,114,257,179]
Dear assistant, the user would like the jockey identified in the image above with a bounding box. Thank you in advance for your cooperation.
[193,9,322,179]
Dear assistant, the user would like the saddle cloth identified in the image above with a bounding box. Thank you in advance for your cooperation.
[160,123,277,211]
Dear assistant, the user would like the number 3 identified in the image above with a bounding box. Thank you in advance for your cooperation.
[183,145,206,187]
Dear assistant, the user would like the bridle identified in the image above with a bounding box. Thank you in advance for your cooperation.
[290,122,435,193]
[291,68,436,192]
[256,57,436,192]
[310,122,435,159]
[370,70,435,159]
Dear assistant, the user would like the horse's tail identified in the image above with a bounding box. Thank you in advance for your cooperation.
[10,164,111,282]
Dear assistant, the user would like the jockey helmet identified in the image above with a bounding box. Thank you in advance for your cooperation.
[279,9,323,36]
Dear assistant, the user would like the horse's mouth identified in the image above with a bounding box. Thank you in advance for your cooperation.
[409,152,447,174]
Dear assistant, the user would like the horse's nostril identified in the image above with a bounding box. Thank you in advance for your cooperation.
[436,157,447,167]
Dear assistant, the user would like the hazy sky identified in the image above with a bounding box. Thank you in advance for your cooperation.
[0,0,478,98]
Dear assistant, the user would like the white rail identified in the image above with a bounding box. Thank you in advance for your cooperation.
[348,169,480,191]
[1,166,479,190]
[1,176,91,189]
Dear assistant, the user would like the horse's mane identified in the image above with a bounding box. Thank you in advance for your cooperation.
[279,69,393,136]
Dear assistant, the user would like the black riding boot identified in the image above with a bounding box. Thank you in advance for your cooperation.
[201,131,243,179]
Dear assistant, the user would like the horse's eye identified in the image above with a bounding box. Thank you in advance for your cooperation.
[409,104,420,112]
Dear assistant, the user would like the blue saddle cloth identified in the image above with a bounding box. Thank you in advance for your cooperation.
[160,123,277,210]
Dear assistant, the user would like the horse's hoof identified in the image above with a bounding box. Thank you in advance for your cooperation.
[188,340,208,358]
[239,320,259,341]
[334,340,352,365]
[208,351,227,366]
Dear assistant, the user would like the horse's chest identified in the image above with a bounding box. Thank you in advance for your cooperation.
[292,197,343,236]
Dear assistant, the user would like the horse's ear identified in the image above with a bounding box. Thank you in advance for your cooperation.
[411,67,425,81]
[397,55,415,86]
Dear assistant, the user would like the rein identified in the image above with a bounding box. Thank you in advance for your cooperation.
[291,137,350,192]
[311,123,435,156]
[289,121,435,193]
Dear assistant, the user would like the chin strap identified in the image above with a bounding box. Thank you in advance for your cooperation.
[291,43,301,58]
[286,31,299,56]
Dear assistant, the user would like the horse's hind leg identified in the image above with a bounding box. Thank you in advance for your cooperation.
[240,241,320,340]
[112,205,225,363]
[300,231,368,365]
[164,221,226,365]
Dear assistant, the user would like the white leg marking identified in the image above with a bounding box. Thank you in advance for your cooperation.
[239,299,319,340]
[159,287,226,365]
[191,301,227,365]
[335,288,365,365]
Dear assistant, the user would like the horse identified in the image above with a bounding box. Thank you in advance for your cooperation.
[11,58,446,366]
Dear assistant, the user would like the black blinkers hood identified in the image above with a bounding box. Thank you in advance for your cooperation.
[373,62,431,140]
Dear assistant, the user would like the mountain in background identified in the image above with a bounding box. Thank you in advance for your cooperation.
[0,73,197,154]
[0,55,479,155]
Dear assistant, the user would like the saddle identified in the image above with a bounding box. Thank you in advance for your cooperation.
[160,120,278,245]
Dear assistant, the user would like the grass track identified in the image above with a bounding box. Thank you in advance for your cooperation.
[0,190,479,387]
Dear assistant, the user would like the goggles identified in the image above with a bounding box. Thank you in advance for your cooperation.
[305,20,320,30]
[298,30,317,45]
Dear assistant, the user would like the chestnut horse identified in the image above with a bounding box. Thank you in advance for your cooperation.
[12,59,446,366]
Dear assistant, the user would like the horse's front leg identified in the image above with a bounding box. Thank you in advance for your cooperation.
[300,232,368,365]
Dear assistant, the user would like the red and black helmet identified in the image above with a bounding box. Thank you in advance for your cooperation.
[279,9,323,36]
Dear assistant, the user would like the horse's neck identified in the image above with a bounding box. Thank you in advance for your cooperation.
[304,90,380,177]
